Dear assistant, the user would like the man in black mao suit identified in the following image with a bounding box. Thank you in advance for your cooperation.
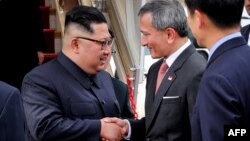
[21,6,126,141]
[0,81,26,141]
[106,1,206,141]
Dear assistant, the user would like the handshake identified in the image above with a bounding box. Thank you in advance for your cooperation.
[100,117,129,141]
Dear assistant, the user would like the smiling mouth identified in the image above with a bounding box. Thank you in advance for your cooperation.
[100,57,106,64]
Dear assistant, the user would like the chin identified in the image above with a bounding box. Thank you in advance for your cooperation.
[98,65,105,71]
[151,56,157,59]
[150,53,156,59]
[151,54,162,59]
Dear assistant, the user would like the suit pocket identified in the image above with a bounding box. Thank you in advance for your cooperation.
[70,102,96,116]
[162,96,181,104]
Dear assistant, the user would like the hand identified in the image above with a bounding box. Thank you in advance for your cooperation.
[103,117,129,136]
[37,51,44,65]
[100,118,124,141]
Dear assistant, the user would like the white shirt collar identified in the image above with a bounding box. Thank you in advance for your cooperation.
[165,39,191,67]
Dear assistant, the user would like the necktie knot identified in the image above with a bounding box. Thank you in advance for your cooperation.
[159,62,168,74]
[155,61,168,94]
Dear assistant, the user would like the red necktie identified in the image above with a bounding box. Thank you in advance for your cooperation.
[155,61,168,94]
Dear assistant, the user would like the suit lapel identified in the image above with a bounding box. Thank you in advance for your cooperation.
[145,60,162,130]
[146,45,196,132]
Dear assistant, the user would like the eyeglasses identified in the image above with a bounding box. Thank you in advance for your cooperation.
[76,36,115,50]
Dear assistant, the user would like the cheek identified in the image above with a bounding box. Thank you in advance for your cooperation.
[81,47,101,61]
[150,40,166,58]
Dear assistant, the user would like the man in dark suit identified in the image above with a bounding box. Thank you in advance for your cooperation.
[0,81,26,141]
[105,30,135,119]
[111,77,135,119]
[0,0,45,89]
[241,0,250,43]
[21,6,126,141]
[106,1,206,141]
[185,0,250,140]
[241,24,250,42]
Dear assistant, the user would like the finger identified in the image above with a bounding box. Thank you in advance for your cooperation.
[102,137,110,141]
[103,117,119,123]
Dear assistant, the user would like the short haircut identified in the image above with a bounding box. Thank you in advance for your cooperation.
[185,0,244,28]
[138,0,188,37]
[64,5,107,34]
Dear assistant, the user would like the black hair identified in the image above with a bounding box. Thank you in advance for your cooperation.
[64,5,107,33]
[185,0,244,28]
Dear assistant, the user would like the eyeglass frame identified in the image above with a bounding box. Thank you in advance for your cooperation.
[76,36,115,50]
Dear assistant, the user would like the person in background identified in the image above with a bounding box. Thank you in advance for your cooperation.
[105,1,206,141]
[0,0,46,89]
[111,77,135,119]
[21,5,126,141]
[241,0,250,45]
[185,0,250,140]
[0,81,27,141]
[104,30,135,119]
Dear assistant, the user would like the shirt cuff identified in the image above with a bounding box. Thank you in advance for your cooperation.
[123,119,131,140]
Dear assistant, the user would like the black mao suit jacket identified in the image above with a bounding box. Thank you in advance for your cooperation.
[130,45,206,141]
[21,52,121,141]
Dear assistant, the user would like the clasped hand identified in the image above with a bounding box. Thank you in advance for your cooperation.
[100,117,129,141]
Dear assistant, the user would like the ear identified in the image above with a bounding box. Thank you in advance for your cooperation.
[164,28,176,44]
[71,38,80,54]
[194,10,205,28]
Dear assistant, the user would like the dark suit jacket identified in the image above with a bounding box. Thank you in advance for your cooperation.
[21,52,121,141]
[0,81,26,141]
[241,24,250,41]
[130,45,207,141]
[0,0,45,89]
[112,77,134,119]
[192,37,250,141]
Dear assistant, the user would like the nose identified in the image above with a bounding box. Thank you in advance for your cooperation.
[141,38,148,47]
[102,46,111,54]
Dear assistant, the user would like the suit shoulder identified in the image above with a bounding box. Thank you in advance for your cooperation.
[0,81,20,111]
[0,81,20,96]
[25,60,60,77]
[111,78,127,89]
[189,51,207,68]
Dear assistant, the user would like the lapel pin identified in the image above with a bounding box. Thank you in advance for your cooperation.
[168,76,173,81]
